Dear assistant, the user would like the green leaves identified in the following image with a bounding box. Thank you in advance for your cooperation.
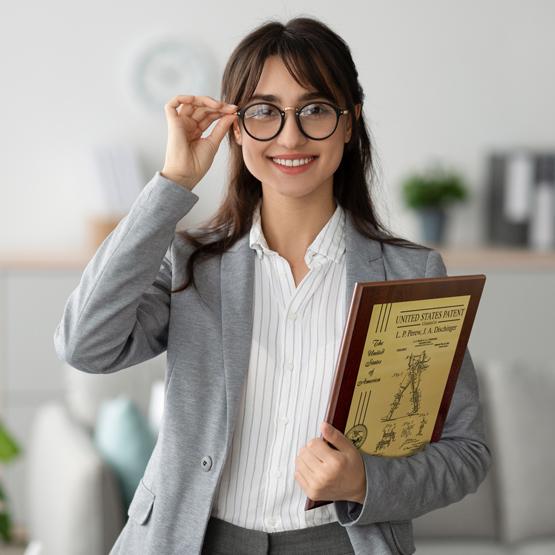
[0,481,14,542]
[0,421,21,543]
[401,165,469,209]
[0,421,21,464]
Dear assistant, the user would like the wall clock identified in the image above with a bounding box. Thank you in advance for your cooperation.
[129,37,217,114]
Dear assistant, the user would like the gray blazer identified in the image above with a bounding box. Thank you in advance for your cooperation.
[54,171,491,555]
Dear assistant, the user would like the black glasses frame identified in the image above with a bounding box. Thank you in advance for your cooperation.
[235,101,350,141]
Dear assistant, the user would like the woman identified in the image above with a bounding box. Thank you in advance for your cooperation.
[54,16,491,555]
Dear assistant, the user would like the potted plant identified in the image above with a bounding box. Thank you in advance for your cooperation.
[0,419,22,544]
[401,163,469,244]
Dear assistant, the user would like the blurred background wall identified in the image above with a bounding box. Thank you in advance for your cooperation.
[1,0,554,251]
[1,1,554,554]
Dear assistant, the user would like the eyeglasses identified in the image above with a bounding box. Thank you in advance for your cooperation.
[236,101,349,141]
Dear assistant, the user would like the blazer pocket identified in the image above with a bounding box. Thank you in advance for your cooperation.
[388,520,415,555]
[128,479,155,525]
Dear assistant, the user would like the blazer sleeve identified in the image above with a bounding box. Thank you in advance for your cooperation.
[53,171,199,374]
[334,249,492,526]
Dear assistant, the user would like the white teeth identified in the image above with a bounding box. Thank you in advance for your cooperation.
[272,157,315,167]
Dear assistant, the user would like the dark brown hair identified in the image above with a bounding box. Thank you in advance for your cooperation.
[171,16,426,293]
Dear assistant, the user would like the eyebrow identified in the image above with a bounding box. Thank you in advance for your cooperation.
[248,91,330,103]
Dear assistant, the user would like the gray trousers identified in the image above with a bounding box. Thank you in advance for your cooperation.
[201,516,355,554]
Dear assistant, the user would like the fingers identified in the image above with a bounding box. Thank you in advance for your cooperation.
[203,112,237,149]
[299,446,325,470]
[166,94,220,109]
[168,95,237,121]
[297,453,318,476]
[197,107,237,130]
[196,109,227,129]
[179,104,219,123]
[308,438,335,461]
[163,94,238,162]
[172,94,226,109]
[182,111,232,142]
[165,97,237,142]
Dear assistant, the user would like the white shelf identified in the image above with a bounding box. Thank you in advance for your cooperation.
[433,246,555,270]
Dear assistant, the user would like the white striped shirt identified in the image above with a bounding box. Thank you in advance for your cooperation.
[211,199,348,532]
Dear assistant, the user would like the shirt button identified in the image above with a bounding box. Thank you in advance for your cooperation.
[201,456,213,472]
[267,517,279,528]
[287,361,294,372]
[280,416,289,425]
[287,311,297,320]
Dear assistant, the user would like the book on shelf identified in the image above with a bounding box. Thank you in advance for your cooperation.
[305,274,486,511]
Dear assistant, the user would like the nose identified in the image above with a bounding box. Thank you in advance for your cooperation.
[276,107,307,147]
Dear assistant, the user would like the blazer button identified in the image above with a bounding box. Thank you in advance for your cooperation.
[201,456,213,472]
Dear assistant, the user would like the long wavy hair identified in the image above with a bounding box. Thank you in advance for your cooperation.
[171,16,425,293]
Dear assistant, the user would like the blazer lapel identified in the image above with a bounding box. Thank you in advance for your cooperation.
[219,209,386,442]
[343,210,386,320]
[220,233,255,440]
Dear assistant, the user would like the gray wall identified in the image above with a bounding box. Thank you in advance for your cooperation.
[1,0,554,251]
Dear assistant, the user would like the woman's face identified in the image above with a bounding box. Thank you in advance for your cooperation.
[232,55,359,203]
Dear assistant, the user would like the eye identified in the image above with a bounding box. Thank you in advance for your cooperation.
[300,103,334,117]
[244,104,279,119]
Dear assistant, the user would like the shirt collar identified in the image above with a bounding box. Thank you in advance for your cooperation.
[249,199,346,264]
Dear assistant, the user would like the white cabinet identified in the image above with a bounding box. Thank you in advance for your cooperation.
[5,270,82,393]
[440,248,555,364]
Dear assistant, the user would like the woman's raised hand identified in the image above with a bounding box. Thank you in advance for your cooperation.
[161,95,238,191]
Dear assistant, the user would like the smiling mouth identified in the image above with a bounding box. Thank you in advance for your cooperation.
[268,155,319,167]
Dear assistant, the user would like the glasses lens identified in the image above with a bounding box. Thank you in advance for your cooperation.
[243,102,339,140]
[243,103,282,140]
[298,103,338,139]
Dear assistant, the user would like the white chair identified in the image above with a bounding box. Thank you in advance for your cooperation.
[26,357,165,555]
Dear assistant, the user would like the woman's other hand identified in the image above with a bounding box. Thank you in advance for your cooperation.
[295,422,367,504]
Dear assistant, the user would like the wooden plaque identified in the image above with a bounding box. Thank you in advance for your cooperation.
[305,274,486,511]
